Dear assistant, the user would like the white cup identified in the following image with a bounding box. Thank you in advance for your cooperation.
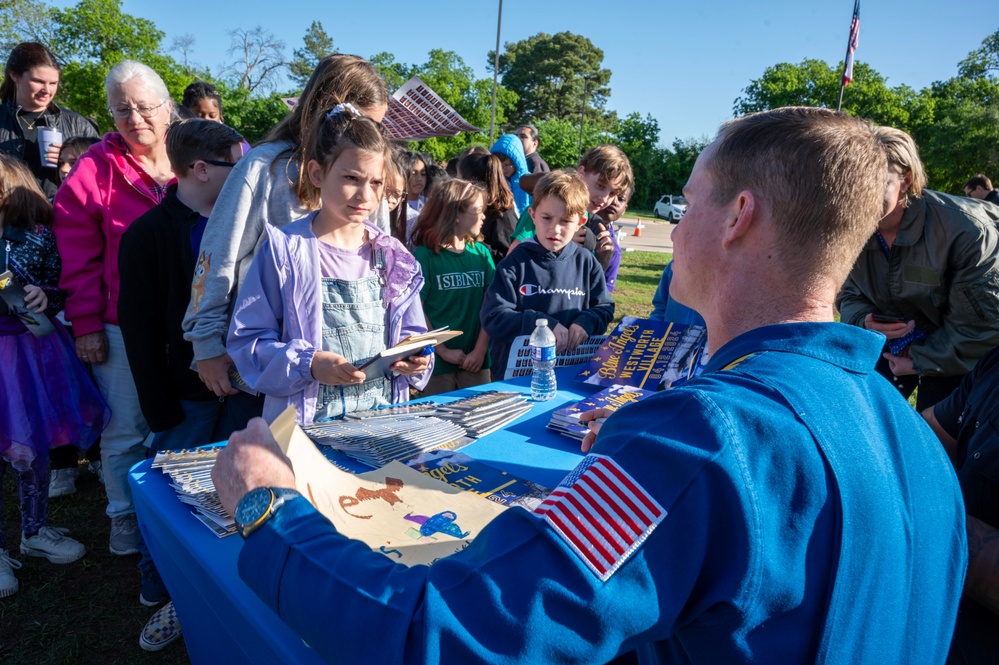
[37,127,63,168]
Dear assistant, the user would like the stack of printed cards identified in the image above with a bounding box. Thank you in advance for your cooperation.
[303,416,468,467]
[433,391,532,438]
[343,402,440,421]
[547,384,656,440]
[151,448,235,537]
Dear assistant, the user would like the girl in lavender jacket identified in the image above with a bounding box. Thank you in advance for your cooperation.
[227,106,431,425]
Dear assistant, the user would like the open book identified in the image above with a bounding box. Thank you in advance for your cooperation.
[358,327,462,379]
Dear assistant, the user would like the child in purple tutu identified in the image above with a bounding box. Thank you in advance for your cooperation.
[0,154,110,597]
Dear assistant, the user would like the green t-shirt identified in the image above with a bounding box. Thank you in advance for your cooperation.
[510,207,535,243]
[413,241,496,374]
[511,208,593,243]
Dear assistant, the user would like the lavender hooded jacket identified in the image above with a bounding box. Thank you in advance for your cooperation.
[227,216,431,424]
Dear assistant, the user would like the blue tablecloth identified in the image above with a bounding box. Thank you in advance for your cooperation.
[130,369,598,665]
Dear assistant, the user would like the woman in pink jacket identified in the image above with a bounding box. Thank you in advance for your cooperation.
[52,60,174,565]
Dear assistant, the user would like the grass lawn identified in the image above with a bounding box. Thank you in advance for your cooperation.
[610,250,671,327]
[624,206,657,222]
[0,251,668,663]
[1,467,190,664]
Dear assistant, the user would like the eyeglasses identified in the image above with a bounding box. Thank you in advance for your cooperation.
[107,101,167,120]
[189,159,236,169]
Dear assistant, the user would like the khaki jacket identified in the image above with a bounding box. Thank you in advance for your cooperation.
[837,190,999,377]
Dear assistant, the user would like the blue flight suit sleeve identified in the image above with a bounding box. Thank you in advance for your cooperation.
[237,390,754,664]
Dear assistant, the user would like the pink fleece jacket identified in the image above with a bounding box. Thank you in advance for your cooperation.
[53,133,170,336]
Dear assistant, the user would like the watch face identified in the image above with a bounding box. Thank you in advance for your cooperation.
[235,487,272,526]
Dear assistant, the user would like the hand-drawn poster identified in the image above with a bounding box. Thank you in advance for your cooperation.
[271,408,506,566]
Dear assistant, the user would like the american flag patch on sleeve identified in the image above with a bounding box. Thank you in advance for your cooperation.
[534,454,666,581]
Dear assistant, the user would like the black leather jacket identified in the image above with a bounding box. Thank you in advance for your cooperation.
[0,98,99,198]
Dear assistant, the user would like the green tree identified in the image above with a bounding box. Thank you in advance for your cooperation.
[1,0,55,51]
[216,81,289,144]
[660,137,709,199]
[613,112,663,208]
[369,51,411,92]
[288,21,336,90]
[958,28,999,79]
[734,58,918,129]
[913,76,999,193]
[49,0,191,132]
[489,32,612,129]
[533,117,604,170]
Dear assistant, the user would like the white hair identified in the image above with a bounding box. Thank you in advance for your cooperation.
[105,60,171,104]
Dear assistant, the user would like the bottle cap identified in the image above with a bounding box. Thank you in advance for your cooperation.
[536,318,547,327]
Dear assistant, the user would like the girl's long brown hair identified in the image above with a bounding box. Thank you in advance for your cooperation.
[260,54,389,202]
[411,179,485,254]
[0,154,53,228]
[457,152,513,214]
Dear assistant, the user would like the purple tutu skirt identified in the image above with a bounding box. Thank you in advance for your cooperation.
[0,316,110,471]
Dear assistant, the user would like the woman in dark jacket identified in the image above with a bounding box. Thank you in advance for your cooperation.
[0,42,99,199]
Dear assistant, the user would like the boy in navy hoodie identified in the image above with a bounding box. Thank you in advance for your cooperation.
[482,169,614,376]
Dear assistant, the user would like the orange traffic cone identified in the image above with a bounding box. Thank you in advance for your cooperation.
[633,221,642,237]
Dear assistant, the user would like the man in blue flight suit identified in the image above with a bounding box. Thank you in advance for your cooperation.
[212,107,967,664]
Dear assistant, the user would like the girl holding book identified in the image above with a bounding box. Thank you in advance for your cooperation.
[227,106,431,425]
[411,179,494,395]
[0,155,109,596]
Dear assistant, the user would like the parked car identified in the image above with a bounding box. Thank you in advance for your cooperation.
[653,195,687,222]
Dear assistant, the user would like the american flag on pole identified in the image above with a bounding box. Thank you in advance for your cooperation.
[534,454,665,581]
[842,0,861,86]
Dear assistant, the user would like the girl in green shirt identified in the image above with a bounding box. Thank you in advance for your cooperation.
[411,179,495,395]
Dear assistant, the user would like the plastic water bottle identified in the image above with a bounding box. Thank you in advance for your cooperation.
[529,318,557,401]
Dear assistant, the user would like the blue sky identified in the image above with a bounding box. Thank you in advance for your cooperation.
[52,0,999,145]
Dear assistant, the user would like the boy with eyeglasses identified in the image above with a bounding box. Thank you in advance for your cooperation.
[117,118,245,455]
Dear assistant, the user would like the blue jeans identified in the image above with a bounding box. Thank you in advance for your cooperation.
[150,391,266,454]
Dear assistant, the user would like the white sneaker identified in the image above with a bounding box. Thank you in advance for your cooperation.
[89,460,104,485]
[48,468,79,497]
[20,526,86,564]
[0,549,22,598]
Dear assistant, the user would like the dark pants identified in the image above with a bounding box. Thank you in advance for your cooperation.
[875,354,964,412]
[49,439,102,470]
[947,598,999,664]
[0,449,49,548]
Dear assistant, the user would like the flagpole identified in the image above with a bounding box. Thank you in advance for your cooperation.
[489,0,503,145]
[837,0,860,112]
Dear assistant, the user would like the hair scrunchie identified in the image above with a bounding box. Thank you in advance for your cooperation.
[326,102,363,120]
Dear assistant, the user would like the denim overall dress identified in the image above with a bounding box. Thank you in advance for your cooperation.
[314,247,392,420]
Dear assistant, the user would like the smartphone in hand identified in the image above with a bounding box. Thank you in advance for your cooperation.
[871,313,907,324]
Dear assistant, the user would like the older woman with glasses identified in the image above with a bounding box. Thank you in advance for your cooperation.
[53,60,176,566]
